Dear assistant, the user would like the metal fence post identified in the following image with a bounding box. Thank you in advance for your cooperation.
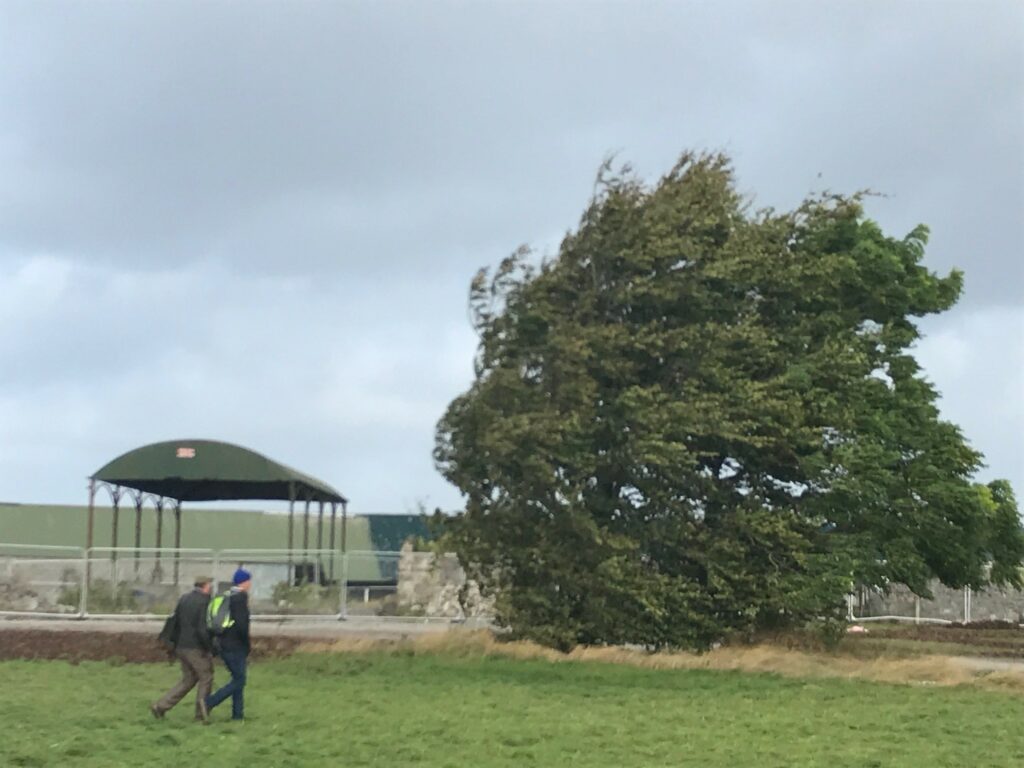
[338,551,348,620]
[80,547,89,618]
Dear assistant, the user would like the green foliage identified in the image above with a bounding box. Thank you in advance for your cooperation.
[815,618,850,652]
[435,150,1024,651]
[980,480,1024,587]
[373,593,423,617]
[269,581,340,613]
[54,569,83,610]
[2,653,1024,767]
[68,580,139,613]
[56,586,80,610]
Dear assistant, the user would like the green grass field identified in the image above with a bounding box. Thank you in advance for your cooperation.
[2,650,1022,768]
[0,502,430,552]
[0,503,378,551]
[0,505,376,552]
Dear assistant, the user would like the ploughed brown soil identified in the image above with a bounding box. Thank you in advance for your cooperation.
[850,621,1024,658]
[0,629,302,663]
[3,621,1023,676]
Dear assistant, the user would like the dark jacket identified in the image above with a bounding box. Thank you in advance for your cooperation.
[172,588,212,653]
[218,589,251,654]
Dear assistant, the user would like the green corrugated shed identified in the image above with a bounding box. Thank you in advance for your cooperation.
[92,439,346,503]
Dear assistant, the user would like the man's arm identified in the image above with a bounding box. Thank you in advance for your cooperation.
[231,592,251,652]
[158,595,184,655]
[198,595,213,652]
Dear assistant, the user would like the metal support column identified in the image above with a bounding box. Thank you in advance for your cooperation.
[302,495,311,582]
[316,501,325,584]
[341,501,348,553]
[85,478,96,603]
[328,502,337,581]
[132,492,143,575]
[154,498,164,582]
[110,486,121,569]
[173,501,182,586]
[287,481,296,575]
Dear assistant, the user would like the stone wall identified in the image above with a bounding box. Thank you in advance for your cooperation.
[395,547,1024,624]
[0,557,81,612]
[0,555,262,614]
[855,581,1024,624]
[395,543,493,619]
[5,548,1022,624]
[970,586,1024,623]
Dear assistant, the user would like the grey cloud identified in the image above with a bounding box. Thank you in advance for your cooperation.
[0,256,478,510]
[1,3,1016,292]
[0,0,1020,508]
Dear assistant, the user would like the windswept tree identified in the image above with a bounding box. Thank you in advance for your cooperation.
[435,152,1022,651]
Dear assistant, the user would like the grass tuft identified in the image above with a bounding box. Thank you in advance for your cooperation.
[298,629,1024,692]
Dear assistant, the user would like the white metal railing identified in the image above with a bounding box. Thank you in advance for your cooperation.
[6,544,1012,627]
[846,585,998,625]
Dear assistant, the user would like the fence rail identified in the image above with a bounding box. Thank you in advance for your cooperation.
[0,544,474,623]
[848,582,1021,625]
[7,543,1017,626]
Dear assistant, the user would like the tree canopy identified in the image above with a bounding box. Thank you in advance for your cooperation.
[435,152,1023,651]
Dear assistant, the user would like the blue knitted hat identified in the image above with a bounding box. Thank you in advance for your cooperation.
[232,567,252,585]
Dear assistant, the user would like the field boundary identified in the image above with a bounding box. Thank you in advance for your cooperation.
[0,543,476,624]
[2,623,1023,694]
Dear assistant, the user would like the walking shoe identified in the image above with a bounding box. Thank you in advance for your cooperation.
[150,704,164,720]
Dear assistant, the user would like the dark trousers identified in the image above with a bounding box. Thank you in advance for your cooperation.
[206,649,247,720]
[154,648,214,718]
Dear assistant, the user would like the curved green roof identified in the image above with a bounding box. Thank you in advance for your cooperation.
[92,439,347,504]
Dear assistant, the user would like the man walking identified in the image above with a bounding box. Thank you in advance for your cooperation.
[151,576,214,723]
[205,568,252,721]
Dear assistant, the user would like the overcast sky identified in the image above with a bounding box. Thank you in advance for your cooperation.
[0,0,1021,514]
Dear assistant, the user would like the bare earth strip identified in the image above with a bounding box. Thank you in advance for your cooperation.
[0,616,463,640]
[3,617,1023,692]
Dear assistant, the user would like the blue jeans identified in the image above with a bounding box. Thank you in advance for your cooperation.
[206,649,247,720]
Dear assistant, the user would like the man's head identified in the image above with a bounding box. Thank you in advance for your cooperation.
[232,568,253,592]
[194,577,213,595]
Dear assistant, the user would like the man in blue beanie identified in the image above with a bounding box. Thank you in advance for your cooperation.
[205,567,252,721]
